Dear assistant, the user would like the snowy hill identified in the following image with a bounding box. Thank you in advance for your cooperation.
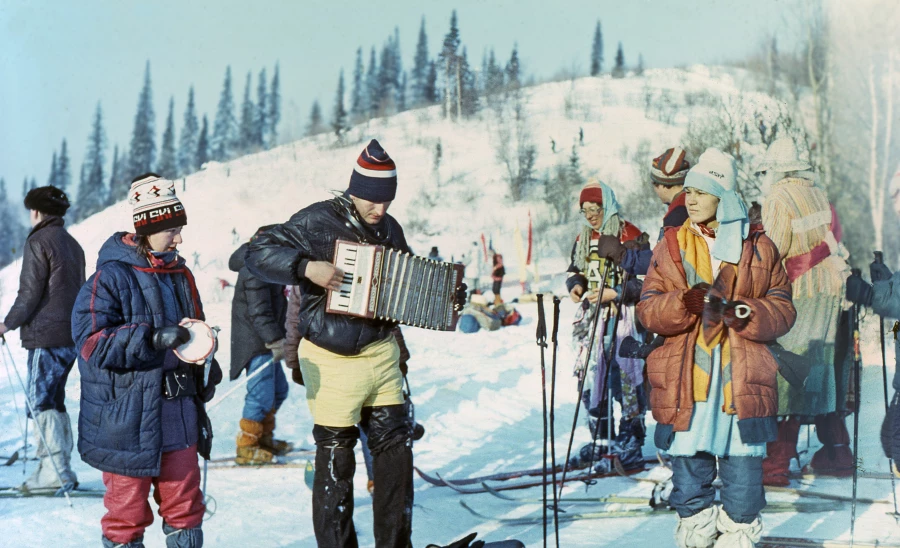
[1,67,897,547]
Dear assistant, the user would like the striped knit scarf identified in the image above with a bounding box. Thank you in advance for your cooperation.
[677,223,738,414]
[573,213,622,274]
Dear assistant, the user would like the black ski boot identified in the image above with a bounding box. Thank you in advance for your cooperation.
[312,425,359,548]
[611,416,646,471]
[426,532,526,548]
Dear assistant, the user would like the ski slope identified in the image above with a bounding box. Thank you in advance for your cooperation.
[0,67,897,546]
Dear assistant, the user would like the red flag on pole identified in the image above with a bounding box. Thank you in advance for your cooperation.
[480,233,488,262]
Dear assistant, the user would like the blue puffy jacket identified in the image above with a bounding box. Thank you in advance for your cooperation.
[72,233,208,476]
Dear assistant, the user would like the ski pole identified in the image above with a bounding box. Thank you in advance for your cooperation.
[585,270,629,487]
[535,293,549,548]
[559,260,614,495]
[850,270,862,547]
[550,296,561,548]
[873,252,900,517]
[206,357,275,412]
[0,336,73,507]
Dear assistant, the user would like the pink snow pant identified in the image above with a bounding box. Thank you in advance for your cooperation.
[101,445,205,544]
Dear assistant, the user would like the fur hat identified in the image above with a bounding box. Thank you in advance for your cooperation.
[128,173,187,236]
[24,185,70,216]
[348,139,397,202]
[650,147,690,186]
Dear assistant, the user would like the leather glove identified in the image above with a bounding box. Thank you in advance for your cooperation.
[265,339,286,363]
[845,273,874,306]
[595,235,626,265]
[199,358,223,403]
[455,282,468,310]
[682,283,711,315]
[871,261,893,283]
[723,301,752,331]
[290,367,304,386]
[152,325,191,351]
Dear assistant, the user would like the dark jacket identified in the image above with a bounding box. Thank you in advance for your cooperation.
[72,233,220,476]
[871,271,900,462]
[245,196,411,356]
[636,226,795,442]
[229,243,287,380]
[5,217,85,348]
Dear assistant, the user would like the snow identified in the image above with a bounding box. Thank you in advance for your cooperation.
[1,67,898,546]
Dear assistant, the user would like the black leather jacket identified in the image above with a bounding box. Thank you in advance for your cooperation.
[245,195,411,356]
[5,216,85,348]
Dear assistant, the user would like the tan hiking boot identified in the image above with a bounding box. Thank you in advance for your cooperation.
[235,418,275,465]
[261,410,294,456]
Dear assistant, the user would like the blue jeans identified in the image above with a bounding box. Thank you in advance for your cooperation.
[670,452,766,523]
[242,352,289,422]
[26,346,77,416]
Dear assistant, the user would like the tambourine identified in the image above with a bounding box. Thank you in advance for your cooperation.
[173,319,217,364]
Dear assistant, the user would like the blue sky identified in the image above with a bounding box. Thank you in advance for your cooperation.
[0,0,801,199]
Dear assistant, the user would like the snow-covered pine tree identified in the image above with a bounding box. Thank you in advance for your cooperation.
[47,151,58,188]
[411,17,429,106]
[635,53,644,76]
[109,145,121,198]
[57,139,72,192]
[268,63,281,148]
[377,35,399,114]
[129,61,156,176]
[350,48,365,123]
[157,97,178,179]
[77,102,108,220]
[506,45,521,93]
[591,21,603,76]
[366,47,379,118]
[438,10,461,119]
[392,27,404,112]
[424,60,438,105]
[239,72,255,154]
[332,70,347,140]
[212,66,238,161]
[612,42,625,78]
[255,67,268,149]
[0,178,26,266]
[484,49,504,97]
[196,115,210,169]
[307,101,324,136]
[178,86,200,176]
[397,71,407,112]
[107,147,130,206]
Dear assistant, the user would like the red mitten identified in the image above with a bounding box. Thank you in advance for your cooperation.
[682,283,711,315]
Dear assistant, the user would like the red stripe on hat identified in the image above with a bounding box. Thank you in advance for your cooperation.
[357,157,396,171]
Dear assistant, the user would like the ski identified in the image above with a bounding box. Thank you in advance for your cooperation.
[481,482,648,505]
[791,471,894,481]
[765,485,893,505]
[758,536,900,547]
[206,460,310,470]
[435,465,648,495]
[414,457,656,488]
[207,448,314,465]
[459,499,843,525]
[0,486,106,498]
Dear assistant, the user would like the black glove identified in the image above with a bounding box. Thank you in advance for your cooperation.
[846,273,874,306]
[455,282,468,310]
[291,367,304,386]
[595,235,626,264]
[152,325,191,351]
[871,261,893,283]
[199,358,223,403]
[399,360,409,377]
[618,336,644,359]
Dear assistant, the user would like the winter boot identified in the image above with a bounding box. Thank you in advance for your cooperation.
[23,410,77,491]
[714,510,762,548]
[493,294,503,306]
[675,505,719,548]
[102,535,145,548]
[259,411,294,456]
[163,521,203,548]
[804,413,854,477]
[612,416,647,471]
[368,405,414,548]
[235,418,275,465]
[762,417,800,487]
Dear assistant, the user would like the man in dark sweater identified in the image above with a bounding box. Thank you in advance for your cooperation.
[0,186,84,491]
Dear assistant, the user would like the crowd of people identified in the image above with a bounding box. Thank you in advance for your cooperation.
[0,135,897,548]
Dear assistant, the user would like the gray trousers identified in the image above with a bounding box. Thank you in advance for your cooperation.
[670,452,766,524]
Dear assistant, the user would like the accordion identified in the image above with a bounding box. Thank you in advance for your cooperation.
[326,240,465,331]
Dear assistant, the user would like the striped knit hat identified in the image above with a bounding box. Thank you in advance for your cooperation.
[579,179,604,206]
[348,139,397,202]
[650,147,690,186]
[128,173,187,236]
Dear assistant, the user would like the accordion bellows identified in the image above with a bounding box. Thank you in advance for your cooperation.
[327,240,465,331]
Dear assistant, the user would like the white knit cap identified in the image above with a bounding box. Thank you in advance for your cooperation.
[759,138,811,173]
